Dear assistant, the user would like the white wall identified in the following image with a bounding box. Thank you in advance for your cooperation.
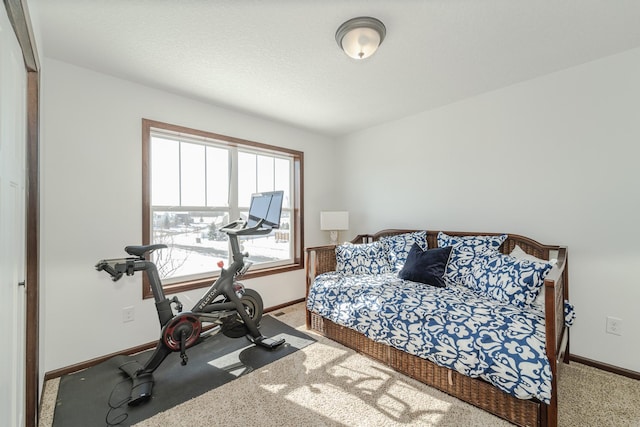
[339,48,640,372]
[40,46,640,374]
[40,58,338,371]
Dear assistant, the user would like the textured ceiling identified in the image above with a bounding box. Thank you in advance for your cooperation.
[30,0,640,136]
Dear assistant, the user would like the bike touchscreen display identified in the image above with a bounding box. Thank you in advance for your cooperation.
[247,190,283,229]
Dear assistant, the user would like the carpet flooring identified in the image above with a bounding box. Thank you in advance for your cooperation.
[40,303,640,426]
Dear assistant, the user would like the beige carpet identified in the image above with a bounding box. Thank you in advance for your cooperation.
[39,303,640,426]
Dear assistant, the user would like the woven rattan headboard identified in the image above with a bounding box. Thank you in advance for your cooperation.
[351,229,560,261]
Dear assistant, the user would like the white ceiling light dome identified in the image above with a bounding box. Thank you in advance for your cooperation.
[336,16,386,60]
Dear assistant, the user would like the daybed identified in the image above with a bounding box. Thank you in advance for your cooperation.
[305,230,573,427]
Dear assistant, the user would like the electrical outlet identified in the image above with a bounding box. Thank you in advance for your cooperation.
[606,316,622,336]
[122,306,135,323]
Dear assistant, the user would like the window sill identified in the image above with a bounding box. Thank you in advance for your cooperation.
[142,262,303,299]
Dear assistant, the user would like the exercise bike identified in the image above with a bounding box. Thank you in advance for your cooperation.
[95,191,286,406]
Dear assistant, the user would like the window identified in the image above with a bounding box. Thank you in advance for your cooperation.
[142,119,304,297]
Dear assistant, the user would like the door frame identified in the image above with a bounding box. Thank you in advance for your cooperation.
[3,1,40,426]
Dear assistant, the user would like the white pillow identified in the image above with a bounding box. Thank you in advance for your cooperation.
[509,245,557,308]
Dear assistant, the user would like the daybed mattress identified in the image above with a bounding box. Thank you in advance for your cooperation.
[307,271,573,404]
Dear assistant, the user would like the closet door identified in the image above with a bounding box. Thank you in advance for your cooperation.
[0,7,27,427]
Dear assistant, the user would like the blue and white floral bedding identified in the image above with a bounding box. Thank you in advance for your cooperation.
[307,271,574,404]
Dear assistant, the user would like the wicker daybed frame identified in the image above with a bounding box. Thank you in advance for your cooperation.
[305,230,570,427]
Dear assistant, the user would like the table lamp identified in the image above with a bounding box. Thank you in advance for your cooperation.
[320,211,349,245]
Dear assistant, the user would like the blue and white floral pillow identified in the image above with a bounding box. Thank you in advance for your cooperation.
[335,241,392,275]
[462,251,553,307]
[437,232,508,285]
[510,245,557,309]
[380,231,428,271]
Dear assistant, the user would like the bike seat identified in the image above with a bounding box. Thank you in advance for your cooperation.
[125,244,167,257]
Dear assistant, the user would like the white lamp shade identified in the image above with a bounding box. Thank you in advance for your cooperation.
[340,27,381,59]
[320,211,349,231]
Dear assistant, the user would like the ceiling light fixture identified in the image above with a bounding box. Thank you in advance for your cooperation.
[335,16,386,60]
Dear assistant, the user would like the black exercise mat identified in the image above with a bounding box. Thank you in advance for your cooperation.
[53,315,315,426]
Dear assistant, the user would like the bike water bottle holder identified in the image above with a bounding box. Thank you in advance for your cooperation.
[169,296,183,313]
[236,260,253,278]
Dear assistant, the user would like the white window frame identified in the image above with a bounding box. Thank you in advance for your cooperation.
[142,119,304,298]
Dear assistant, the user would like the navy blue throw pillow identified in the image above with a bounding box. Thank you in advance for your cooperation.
[398,243,453,287]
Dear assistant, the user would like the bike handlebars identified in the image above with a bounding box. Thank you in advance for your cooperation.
[95,259,125,281]
[219,218,274,236]
[95,218,273,282]
[95,257,151,282]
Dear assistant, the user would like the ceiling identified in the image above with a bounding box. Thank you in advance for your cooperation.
[30,0,640,137]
